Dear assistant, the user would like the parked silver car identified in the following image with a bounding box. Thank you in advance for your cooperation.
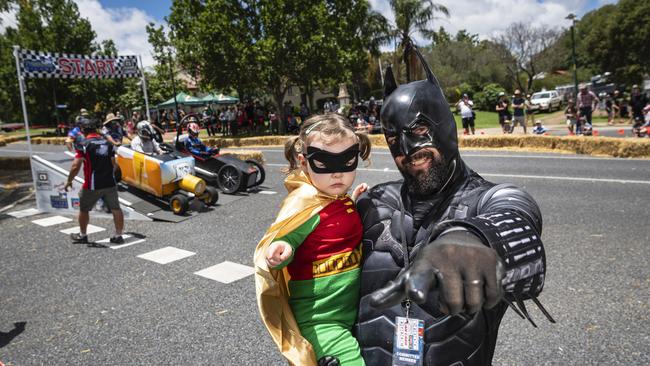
[531,90,562,112]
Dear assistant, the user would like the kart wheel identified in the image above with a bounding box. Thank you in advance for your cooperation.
[217,165,243,194]
[245,159,265,187]
[203,186,219,206]
[170,194,189,215]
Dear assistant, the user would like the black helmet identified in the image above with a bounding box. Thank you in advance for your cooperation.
[78,117,97,133]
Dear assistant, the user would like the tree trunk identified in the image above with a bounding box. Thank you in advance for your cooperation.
[273,84,288,134]
[306,81,315,112]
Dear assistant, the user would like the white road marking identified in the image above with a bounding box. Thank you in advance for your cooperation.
[96,234,132,243]
[254,148,650,161]
[32,215,72,227]
[60,224,105,235]
[95,235,147,249]
[258,190,277,195]
[137,246,195,264]
[110,239,146,250]
[194,261,255,284]
[7,208,40,218]
[264,163,650,185]
[480,173,650,185]
[64,151,76,158]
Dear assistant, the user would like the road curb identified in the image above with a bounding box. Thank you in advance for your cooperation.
[0,151,265,171]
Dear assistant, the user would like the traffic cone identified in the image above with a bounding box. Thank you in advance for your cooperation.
[480,131,485,135]
[617,129,625,135]
[593,130,599,136]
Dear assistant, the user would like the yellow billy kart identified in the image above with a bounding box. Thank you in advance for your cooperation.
[115,145,219,215]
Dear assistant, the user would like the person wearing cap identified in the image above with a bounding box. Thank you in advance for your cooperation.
[630,84,648,123]
[456,93,475,134]
[510,89,527,134]
[532,119,548,135]
[101,113,127,147]
[577,84,599,127]
[64,117,124,244]
[565,99,579,134]
[495,92,511,133]
[525,93,537,126]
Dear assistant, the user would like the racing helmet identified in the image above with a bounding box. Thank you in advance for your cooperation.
[187,122,200,137]
[136,121,154,140]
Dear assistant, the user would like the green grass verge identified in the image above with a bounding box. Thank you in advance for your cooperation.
[453,111,500,130]
[1,128,56,137]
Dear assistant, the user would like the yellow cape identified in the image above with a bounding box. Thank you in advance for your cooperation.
[254,170,339,366]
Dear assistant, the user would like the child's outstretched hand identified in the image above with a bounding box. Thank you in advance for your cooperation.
[266,241,293,268]
[351,183,369,202]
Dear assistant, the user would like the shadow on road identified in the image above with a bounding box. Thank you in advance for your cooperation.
[0,321,26,348]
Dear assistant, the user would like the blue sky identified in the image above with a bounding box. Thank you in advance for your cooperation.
[1,0,618,67]
[100,0,172,21]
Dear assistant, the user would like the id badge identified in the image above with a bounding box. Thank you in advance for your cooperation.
[392,316,424,366]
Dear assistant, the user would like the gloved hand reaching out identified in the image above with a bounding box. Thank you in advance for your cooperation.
[370,230,505,315]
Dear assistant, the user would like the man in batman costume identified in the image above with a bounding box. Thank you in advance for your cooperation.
[350,45,554,366]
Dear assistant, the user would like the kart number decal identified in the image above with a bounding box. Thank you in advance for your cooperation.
[175,163,192,179]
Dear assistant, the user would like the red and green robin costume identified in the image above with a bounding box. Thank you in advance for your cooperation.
[254,171,364,366]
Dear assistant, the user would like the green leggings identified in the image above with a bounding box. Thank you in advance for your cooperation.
[300,322,364,366]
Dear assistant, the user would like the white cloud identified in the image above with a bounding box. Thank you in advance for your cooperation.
[370,0,605,46]
[0,6,18,31]
[73,0,159,67]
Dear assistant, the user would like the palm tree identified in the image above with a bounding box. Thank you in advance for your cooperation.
[388,0,449,81]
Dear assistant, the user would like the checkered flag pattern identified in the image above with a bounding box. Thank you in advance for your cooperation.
[18,49,141,79]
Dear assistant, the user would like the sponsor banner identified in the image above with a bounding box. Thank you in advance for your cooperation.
[31,155,150,220]
[18,49,140,79]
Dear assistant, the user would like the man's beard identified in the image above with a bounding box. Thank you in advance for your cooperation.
[397,149,450,196]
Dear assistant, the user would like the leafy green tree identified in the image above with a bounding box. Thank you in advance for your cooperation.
[423,31,510,103]
[495,22,561,93]
[387,0,449,81]
[0,0,98,124]
[575,0,649,85]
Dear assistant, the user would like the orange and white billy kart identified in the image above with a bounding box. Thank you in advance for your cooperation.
[115,145,219,215]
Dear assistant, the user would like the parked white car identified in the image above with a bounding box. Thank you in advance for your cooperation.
[531,90,562,112]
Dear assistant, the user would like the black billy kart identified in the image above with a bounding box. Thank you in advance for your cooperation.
[162,114,265,194]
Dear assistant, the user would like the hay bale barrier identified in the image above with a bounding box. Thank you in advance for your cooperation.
[0,156,31,170]
[221,150,265,163]
[3,134,649,158]
[205,134,650,158]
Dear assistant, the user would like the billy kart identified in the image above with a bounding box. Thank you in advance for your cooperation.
[167,114,265,194]
[115,145,219,215]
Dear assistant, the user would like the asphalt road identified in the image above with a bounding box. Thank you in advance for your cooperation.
[1,143,649,365]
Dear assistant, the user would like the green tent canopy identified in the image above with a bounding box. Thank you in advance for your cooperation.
[200,93,239,104]
[157,92,204,108]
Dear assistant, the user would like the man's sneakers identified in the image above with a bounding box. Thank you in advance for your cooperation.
[70,233,88,244]
[71,234,124,244]
[109,235,124,244]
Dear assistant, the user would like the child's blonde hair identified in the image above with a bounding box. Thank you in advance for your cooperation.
[283,113,371,173]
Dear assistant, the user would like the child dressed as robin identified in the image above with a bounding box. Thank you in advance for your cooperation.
[254,113,371,366]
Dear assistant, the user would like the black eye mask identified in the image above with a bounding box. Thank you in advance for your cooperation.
[305,144,360,174]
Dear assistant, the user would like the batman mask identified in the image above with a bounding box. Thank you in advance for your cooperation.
[305,144,360,174]
[380,45,459,195]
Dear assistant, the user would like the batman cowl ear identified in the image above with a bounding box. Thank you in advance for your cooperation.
[384,65,397,97]
[410,45,440,87]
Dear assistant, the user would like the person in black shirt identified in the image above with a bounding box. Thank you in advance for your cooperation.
[510,89,527,134]
[495,92,511,133]
[64,118,124,244]
[630,85,648,122]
